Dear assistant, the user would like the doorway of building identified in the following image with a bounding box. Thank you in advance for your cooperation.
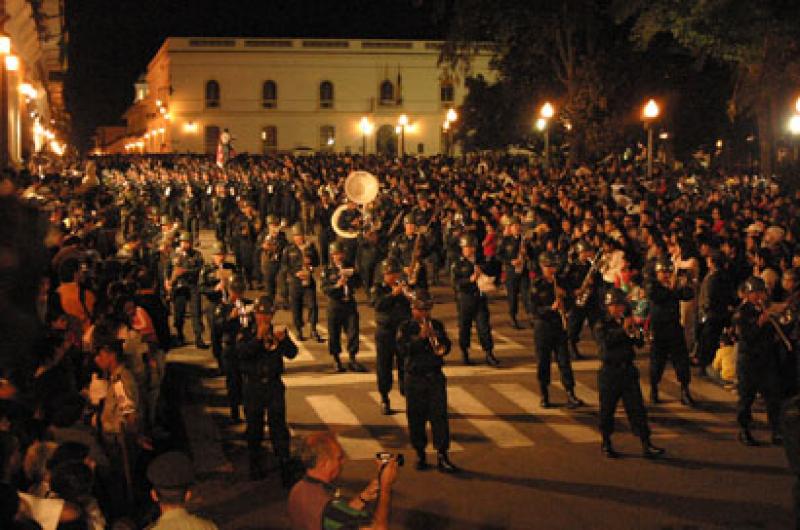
[376,124,398,157]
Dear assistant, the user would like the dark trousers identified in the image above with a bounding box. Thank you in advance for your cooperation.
[173,287,203,342]
[236,246,256,287]
[533,320,575,391]
[567,305,600,345]
[376,329,404,396]
[214,219,228,243]
[243,376,290,458]
[327,302,359,357]
[205,304,223,365]
[697,316,726,367]
[222,343,242,413]
[737,361,781,432]
[263,261,281,300]
[183,214,200,242]
[505,273,523,319]
[406,371,449,452]
[598,364,650,438]
[650,333,691,387]
[457,292,494,353]
[290,283,318,332]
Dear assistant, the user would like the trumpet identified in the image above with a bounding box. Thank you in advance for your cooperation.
[420,317,447,356]
[258,324,283,351]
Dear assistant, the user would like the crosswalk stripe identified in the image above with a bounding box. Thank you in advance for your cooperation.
[654,388,732,432]
[305,395,386,459]
[447,386,534,448]
[367,392,464,452]
[292,338,316,362]
[490,383,598,443]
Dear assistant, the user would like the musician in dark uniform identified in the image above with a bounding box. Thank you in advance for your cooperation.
[232,202,260,290]
[259,215,288,303]
[388,214,430,290]
[595,288,665,459]
[496,216,530,329]
[564,241,602,359]
[646,257,696,406]
[217,277,251,422]
[529,252,583,408]
[396,290,458,473]
[356,227,383,305]
[281,223,323,342]
[450,235,500,367]
[321,242,365,372]
[410,191,441,285]
[212,182,235,244]
[236,295,297,483]
[200,242,237,369]
[372,259,412,414]
[733,276,784,446]
[316,193,336,266]
[181,183,201,245]
[335,199,362,265]
[166,231,207,348]
[696,250,732,374]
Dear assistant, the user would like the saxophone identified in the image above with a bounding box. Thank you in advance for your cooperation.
[421,318,447,356]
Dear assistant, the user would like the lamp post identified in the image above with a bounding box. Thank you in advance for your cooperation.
[358,116,373,156]
[642,99,660,181]
[539,102,554,171]
[397,114,408,156]
[444,108,457,156]
[789,114,800,160]
[0,36,10,169]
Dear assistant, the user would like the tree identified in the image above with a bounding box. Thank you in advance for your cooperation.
[616,0,800,177]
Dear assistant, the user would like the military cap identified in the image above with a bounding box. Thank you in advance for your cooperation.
[743,276,767,293]
[459,234,478,248]
[178,231,192,242]
[290,223,305,237]
[381,259,402,274]
[538,251,558,267]
[403,213,416,225]
[254,295,275,314]
[147,452,195,489]
[266,214,280,226]
[211,242,227,255]
[329,241,344,254]
[654,257,674,273]
[604,288,629,307]
[412,290,434,310]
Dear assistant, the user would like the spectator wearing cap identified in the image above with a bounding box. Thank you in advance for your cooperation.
[145,452,217,530]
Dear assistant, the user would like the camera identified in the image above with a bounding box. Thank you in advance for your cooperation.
[375,452,404,467]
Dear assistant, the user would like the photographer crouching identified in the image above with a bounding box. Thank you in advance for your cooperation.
[288,432,398,530]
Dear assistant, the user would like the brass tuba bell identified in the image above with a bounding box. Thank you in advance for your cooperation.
[331,170,379,239]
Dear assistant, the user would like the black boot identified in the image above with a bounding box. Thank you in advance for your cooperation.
[333,355,346,373]
[415,449,429,471]
[601,436,620,459]
[772,430,784,446]
[680,384,696,407]
[540,386,551,408]
[738,428,759,446]
[380,396,391,415]
[510,316,524,329]
[295,328,306,341]
[462,350,474,366]
[348,356,367,372]
[566,390,585,409]
[641,437,665,459]
[195,339,210,349]
[649,385,660,404]
[437,451,459,473]
[485,350,500,367]
[568,340,584,360]
[312,329,325,343]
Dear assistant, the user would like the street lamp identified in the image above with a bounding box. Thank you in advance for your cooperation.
[539,102,554,170]
[443,108,458,156]
[358,116,373,156]
[642,98,660,180]
[398,114,408,156]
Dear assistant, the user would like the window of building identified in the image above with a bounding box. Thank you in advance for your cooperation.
[204,125,220,155]
[440,81,454,104]
[262,80,277,108]
[379,80,394,105]
[262,126,278,154]
[205,80,220,108]
[319,81,334,108]
[320,125,335,152]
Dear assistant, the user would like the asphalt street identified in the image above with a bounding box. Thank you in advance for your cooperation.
[166,230,794,530]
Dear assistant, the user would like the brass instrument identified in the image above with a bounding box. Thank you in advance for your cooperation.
[513,235,528,275]
[420,317,447,356]
[552,273,569,329]
[331,171,379,239]
[296,243,314,287]
[474,263,497,294]
[758,302,793,352]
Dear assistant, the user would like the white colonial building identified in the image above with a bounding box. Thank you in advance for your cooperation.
[111,37,493,156]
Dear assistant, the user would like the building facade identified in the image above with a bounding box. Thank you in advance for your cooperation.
[114,37,493,156]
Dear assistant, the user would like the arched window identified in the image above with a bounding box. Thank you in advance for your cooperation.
[205,80,220,108]
[319,81,334,108]
[379,80,394,105]
[262,80,277,108]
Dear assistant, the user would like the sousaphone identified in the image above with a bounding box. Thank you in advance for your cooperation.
[331,170,379,239]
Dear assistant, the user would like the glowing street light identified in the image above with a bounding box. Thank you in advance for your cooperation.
[538,102,555,170]
[358,116,373,155]
[446,108,458,123]
[790,115,800,135]
[4,55,18,71]
[535,118,547,131]
[397,114,409,156]
[540,101,554,119]
[642,99,661,180]
[0,36,10,56]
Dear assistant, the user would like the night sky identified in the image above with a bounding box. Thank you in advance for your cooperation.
[64,0,443,150]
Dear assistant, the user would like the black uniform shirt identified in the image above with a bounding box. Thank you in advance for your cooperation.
[397,318,451,373]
